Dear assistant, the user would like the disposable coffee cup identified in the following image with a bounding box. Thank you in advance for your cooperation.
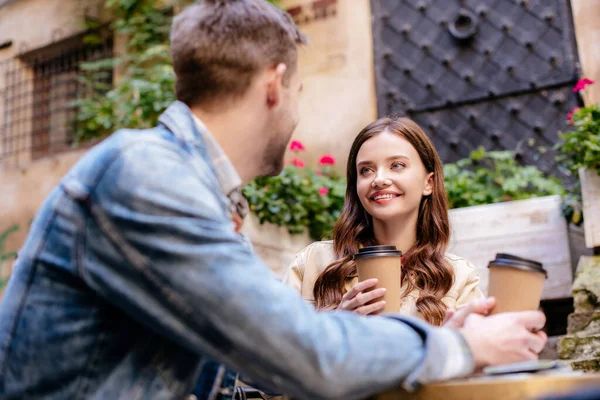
[354,245,402,314]
[487,253,547,315]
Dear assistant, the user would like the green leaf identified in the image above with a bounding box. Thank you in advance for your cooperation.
[444,147,566,209]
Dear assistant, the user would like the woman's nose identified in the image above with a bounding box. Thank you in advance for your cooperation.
[372,172,392,188]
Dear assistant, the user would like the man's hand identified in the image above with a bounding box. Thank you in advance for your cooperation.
[443,297,496,329]
[459,311,548,368]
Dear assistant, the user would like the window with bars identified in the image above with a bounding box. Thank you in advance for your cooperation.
[0,31,112,166]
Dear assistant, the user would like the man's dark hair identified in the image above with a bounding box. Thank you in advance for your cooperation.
[171,0,307,107]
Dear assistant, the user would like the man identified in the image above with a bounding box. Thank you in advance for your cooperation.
[0,1,547,399]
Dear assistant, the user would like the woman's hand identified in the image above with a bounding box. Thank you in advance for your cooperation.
[337,278,387,315]
[443,297,496,329]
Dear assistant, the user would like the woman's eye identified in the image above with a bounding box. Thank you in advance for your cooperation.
[360,167,372,175]
[392,162,405,170]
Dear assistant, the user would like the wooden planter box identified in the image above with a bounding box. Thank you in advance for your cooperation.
[579,168,600,249]
[448,195,572,300]
[241,214,312,279]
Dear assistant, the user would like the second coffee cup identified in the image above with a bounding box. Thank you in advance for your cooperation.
[487,253,547,315]
[354,245,402,314]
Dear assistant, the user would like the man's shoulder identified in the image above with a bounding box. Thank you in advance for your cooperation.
[63,126,219,206]
[87,126,194,165]
[73,127,209,180]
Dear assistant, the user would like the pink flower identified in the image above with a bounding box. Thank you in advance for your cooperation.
[315,170,323,176]
[291,157,305,168]
[289,140,305,151]
[319,154,335,165]
[573,78,595,92]
[567,106,580,124]
[319,187,329,196]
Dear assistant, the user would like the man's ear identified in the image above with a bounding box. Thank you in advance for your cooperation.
[423,172,434,196]
[266,63,287,108]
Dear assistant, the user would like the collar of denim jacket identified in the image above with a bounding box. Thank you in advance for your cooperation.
[158,100,244,202]
[158,100,205,146]
[190,114,243,197]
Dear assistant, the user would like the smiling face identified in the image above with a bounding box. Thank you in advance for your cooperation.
[355,131,433,224]
[320,117,452,325]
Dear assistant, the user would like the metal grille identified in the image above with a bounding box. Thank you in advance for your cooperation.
[0,33,112,167]
[410,86,576,172]
[371,0,580,177]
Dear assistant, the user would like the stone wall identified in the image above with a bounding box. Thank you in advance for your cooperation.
[559,256,600,371]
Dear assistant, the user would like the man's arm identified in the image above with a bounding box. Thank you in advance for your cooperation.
[71,143,473,400]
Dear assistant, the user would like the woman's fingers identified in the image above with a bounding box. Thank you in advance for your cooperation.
[352,279,379,295]
[349,288,386,309]
[339,280,388,313]
[343,279,378,301]
[356,300,387,315]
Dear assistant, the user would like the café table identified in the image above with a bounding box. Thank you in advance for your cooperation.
[375,371,600,400]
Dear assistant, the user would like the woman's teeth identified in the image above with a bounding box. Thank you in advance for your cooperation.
[373,194,395,200]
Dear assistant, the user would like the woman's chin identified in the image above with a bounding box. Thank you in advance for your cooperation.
[368,206,419,223]
[369,208,404,221]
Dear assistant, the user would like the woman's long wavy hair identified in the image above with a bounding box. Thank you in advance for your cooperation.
[312,116,453,325]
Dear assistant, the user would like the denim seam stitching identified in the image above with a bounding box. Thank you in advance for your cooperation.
[79,141,226,319]
[85,198,195,318]
[62,141,208,318]
[74,203,94,292]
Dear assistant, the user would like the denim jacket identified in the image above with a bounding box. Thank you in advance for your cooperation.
[0,102,473,400]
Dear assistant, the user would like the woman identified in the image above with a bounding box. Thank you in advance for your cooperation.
[283,116,484,326]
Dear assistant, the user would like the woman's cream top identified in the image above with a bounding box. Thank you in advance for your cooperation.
[283,240,485,317]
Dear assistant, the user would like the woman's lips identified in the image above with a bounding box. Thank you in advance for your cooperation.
[370,192,401,204]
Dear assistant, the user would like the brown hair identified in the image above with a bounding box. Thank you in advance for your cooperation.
[170,0,307,107]
[313,116,453,325]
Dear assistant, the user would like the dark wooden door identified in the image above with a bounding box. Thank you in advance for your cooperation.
[371,0,580,178]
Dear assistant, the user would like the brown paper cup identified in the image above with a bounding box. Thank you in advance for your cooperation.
[487,253,547,315]
[354,245,402,314]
